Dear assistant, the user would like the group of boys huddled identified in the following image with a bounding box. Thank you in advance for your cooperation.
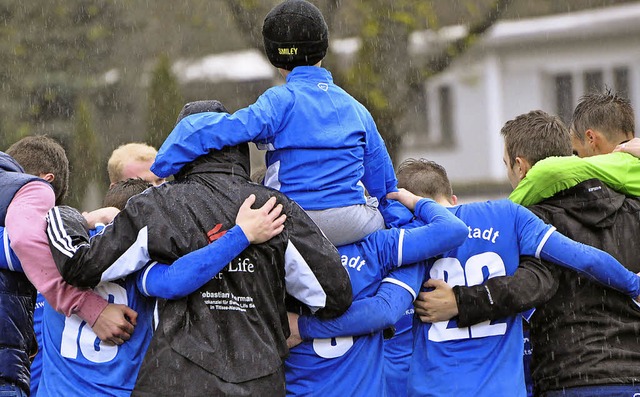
[2,0,640,396]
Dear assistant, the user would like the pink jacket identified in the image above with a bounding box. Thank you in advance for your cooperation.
[6,181,107,325]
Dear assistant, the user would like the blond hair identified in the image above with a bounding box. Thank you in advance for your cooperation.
[107,143,158,183]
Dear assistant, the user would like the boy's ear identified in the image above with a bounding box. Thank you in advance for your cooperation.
[585,128,603,151]
[514,157,532,180]
[40,173,55,183]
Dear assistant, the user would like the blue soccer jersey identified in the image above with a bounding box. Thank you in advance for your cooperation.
[151,67,398,212]
[1,225,154,396]
[31,292,45,396]
[285,231,418,397]
[383,305,413,397]
[1,226,156,396]
[37,277,155,397]
[286,199,468,397]
[408,200,554,397]
[406,199,640,397]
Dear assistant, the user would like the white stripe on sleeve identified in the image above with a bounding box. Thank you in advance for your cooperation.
[382,277,418,300]
[397,229,405,267]
[140,261,158,297]
[535,226,557,258]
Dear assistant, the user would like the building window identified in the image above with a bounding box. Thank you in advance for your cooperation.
[552,66,632,123]
[583,70,603,94]
[438,85,455,147]
[414,84,430,143]
[614,67,629,97]
[554,74,573,124]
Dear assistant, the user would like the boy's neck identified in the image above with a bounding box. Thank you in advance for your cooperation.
[435,194,457,207]
[277,61,323,79]
[278,68,291,79]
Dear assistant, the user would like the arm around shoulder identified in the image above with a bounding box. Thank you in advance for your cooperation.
[298,282,413,339]
[540,230,640,298]
[454,257,558,327]
[510,153,640,206]
[395,196,468,266]
[6,182,108,325]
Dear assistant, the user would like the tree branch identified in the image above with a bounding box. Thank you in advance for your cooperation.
[224,0,270,51]
[426,0,512,76]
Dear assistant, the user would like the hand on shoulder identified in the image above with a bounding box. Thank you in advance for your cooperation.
[386,188,422,211]
[613,138,640,158]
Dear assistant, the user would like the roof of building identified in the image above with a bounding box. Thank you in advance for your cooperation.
[334,2,640,58]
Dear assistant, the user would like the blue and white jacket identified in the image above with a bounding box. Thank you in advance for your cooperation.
[152,66,401,213]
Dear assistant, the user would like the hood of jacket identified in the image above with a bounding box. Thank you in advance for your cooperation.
[0,151,24,173]
[171,99,249,180]
[539,178,627,228]
[175,142,251,181]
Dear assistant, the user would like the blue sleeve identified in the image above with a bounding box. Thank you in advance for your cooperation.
[360,116,413,227]
[151,90,286,178]
[0,227,23,272]
[383,262,427,297]
[136,226,249,299]
[540,231,640,297]
[360,116,396,199]
[400,199,468,265]
[88,224,105,238]
[513,203,556,256]
[298,282,414,339]
[378,198,414,228]
[363,199,467,274]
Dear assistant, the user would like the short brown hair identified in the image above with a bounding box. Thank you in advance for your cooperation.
[107,143,157,184]
[501,110,572,168]
[103,178,152,210]
[396,158,453,200]
[6,135,69,204]
[570,89,634,144]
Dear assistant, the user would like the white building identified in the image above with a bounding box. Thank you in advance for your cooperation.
[402,2,640,187]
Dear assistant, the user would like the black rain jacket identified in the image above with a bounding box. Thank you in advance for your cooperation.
[47,143,352,396]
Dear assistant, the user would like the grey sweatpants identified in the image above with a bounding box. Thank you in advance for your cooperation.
[305,198,385,247]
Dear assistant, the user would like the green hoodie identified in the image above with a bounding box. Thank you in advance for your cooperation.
[509,152,640,206]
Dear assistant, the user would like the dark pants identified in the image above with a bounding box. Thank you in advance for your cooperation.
[0,382,28,397]
[542,384,640,397]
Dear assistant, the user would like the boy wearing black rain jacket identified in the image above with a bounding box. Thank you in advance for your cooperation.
[46,100,352,396]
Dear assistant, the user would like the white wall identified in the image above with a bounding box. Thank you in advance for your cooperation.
[401,27,640,187]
